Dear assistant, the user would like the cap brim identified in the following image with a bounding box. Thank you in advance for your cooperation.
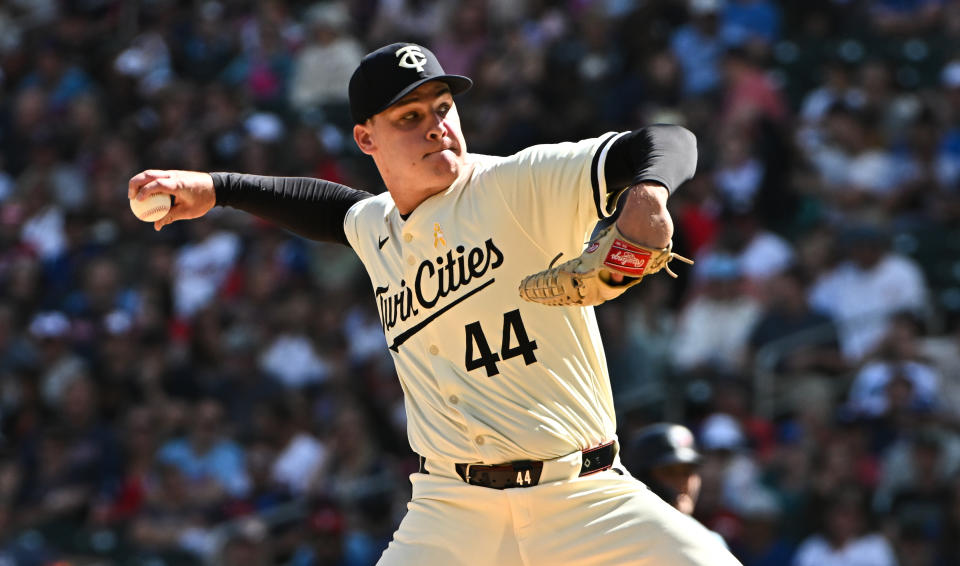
[374,74,473,117]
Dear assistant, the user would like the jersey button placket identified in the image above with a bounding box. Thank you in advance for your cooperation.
[475,435,485,446]
[448,394,458,404]
[403,233,413,242]
[429,345,439,355]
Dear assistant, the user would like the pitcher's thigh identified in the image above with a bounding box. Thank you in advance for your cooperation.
[526,473,742,566]
[377,476,525,566]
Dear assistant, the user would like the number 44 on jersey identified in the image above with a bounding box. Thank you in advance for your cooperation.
[464,309,539,377]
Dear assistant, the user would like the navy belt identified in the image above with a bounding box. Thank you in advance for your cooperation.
[418,441,617,489]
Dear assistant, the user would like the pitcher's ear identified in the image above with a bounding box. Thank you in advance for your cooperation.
[354,122,375,155]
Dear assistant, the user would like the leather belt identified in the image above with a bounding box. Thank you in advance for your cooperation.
[419,441,617,489]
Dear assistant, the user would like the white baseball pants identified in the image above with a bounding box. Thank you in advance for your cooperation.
[377,453,743,566]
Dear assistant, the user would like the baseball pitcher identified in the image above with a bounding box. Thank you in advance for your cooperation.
[129,43,742,566]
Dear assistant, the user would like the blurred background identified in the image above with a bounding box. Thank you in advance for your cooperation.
[0,0,958,564]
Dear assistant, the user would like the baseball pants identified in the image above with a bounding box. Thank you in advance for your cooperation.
[377,452,743,566]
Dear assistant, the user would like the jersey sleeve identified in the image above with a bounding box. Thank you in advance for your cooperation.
[485,133,623,246]
[602,125,698,210]
[342,196,365,251]
[341,191,390,256]
[212,173,374,246]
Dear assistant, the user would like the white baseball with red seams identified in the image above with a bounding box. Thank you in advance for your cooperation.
[130,193,172,222]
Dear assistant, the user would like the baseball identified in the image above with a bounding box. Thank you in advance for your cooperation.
[129,193,172,222]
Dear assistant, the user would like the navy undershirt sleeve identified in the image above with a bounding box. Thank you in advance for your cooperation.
[602,125,697,206]
[211,173,374,246]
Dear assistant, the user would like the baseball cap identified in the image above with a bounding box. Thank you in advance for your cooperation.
[349,43,472,124]
[699,413,745,451]
[629,423,702,470]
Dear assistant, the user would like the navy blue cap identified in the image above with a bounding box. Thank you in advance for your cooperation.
[349,43,472,124]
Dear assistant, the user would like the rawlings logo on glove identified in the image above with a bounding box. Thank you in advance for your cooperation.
[518,224,693,307]
[605,241,651,275]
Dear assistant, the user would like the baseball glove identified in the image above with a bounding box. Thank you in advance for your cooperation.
[518,224,693,307]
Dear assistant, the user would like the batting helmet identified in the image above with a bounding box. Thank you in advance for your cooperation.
[626,423,702,473]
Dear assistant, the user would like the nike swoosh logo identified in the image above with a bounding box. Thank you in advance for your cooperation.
[378,236,389,249]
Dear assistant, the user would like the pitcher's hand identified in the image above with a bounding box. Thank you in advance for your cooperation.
[128,170,217,231]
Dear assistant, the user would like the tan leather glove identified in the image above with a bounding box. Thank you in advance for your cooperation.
[518,223,693,307]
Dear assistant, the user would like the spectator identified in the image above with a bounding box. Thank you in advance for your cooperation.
[172,222,241,319]
[673,254,763,374]
[808,226,928,362]
[890,108,960,226]
[749,267,845,377]
[220,12,296,112]
[431,0,489,79]
[624,423,707,517]
[792,488,897,566]
[798,60,864,127]
[289,2,363,123]
[918,320,960,423]
[259,292,330,389]
[721,47,788,134]
[670,0,726,97]
[113,18,173,97]
[17,379,119,532]
[26,311,86,409]
[256,399,327,497]
[714,134,766,215]
[730,488,794,566]
[873,427,960,517]
[884,436,953,564]
[17,41,92,115]
[18,173,67,263]
[157,398,251,502]
[129,461,217,564]
[697,413,764,518]
[175,1,237,83]
[693,211,794,287]
[845,312,940,421]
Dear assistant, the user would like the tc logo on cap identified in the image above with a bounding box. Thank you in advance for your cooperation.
[349,42,472,124]
[396,45,427,73]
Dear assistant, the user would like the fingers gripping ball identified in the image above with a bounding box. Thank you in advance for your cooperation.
[518,224,693,307]
[130,193,172,222]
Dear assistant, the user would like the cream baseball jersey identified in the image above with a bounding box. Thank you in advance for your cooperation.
[201,42,740,565]
[344,132,627,465]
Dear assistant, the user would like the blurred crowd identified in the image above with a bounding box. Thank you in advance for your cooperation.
[0,0,959,564]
